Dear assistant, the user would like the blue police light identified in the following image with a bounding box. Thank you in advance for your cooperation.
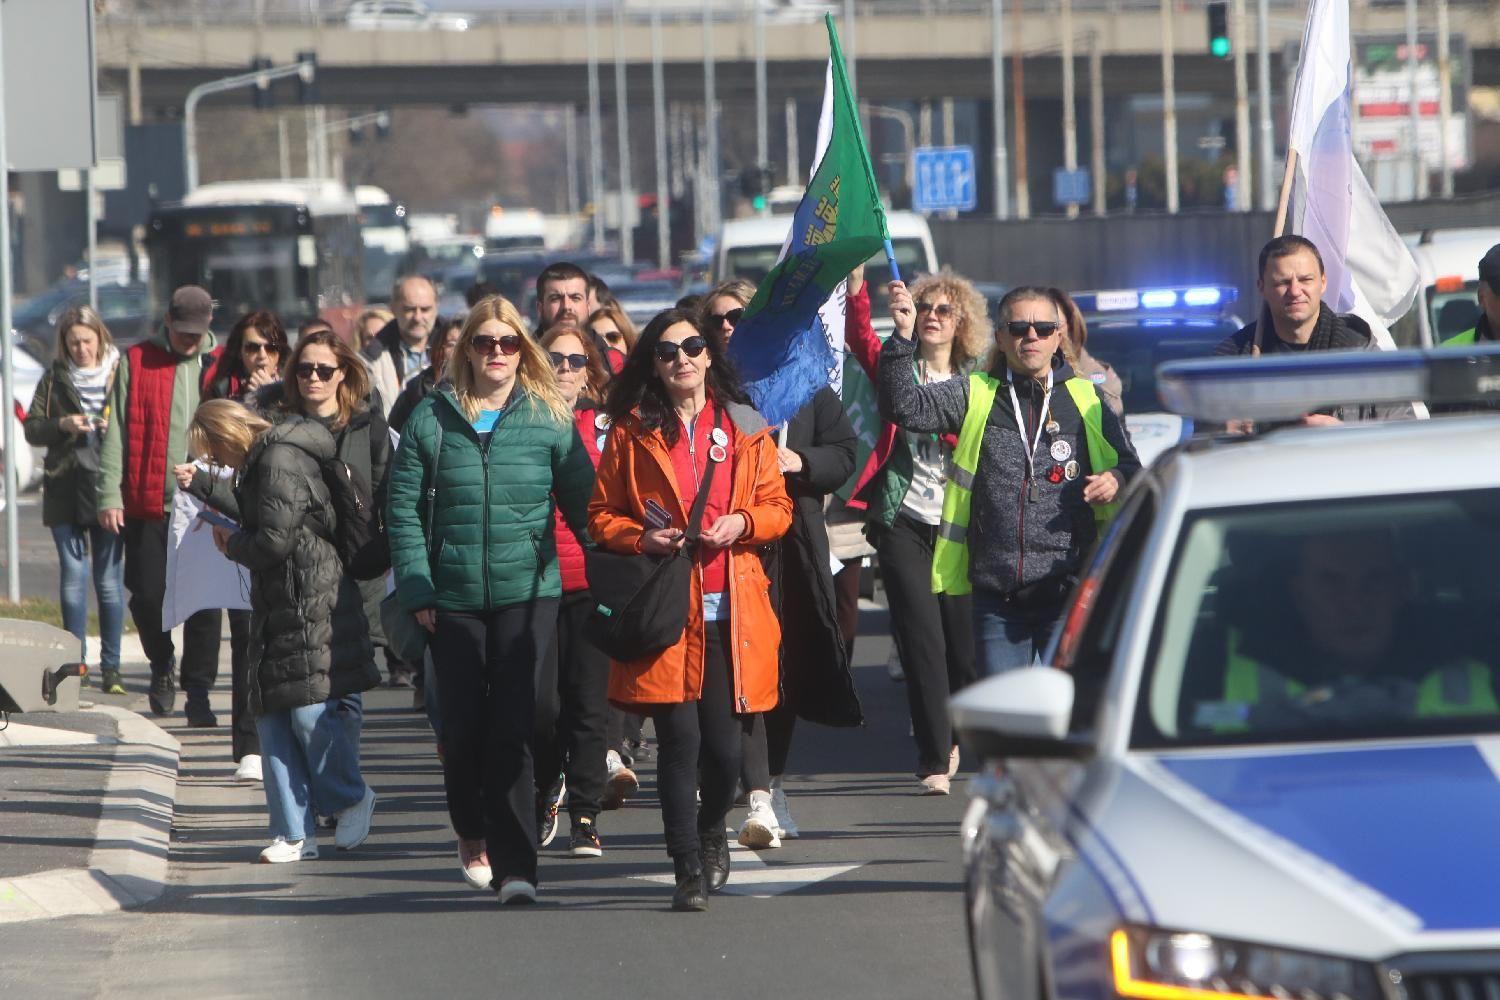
[1182,287,1223,307]
[1140,290,1179,309]
[1155,346,1500,422]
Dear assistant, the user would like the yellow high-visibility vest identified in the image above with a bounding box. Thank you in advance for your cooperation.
[931,372,1118,596]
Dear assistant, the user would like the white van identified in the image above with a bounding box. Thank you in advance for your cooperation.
[1395,227,1500,346]
[715,209,939,321]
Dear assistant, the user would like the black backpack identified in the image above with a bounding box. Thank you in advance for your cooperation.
[318,457,389,581]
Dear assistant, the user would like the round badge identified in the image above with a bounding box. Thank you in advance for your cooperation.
[594,411,611,430]
[1047,464,1065,484]
[710,427,729,447]
[708,443,728,464]
[1064,460,1080,481]
[1049,439,1073,462]
[595,433,608,452]
[1044,420,1061,436]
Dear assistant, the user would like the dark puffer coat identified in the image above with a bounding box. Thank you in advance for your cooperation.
[196,417,379,715]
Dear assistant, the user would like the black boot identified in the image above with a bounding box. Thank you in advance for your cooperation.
[148,666,176,717]
[700,829,730,892]
[671,855,708,912]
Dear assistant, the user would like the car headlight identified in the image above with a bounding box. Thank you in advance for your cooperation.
[1110,928,1383,1000]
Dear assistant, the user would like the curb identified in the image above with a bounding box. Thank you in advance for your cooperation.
[0,705,180,925]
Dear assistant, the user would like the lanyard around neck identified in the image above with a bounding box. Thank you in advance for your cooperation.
[1007,369,1054,483]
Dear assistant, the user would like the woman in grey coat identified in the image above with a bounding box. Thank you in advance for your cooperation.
[184,400,380,864]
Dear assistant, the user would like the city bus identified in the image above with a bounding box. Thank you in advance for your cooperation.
[145,179,365,342]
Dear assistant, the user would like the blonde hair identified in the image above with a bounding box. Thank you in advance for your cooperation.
[54,304,115,364]
[699,278,755,318]
[909,270,994,370]
[449,295,571,424]
[356,306,393,330]
[188,399,273,469]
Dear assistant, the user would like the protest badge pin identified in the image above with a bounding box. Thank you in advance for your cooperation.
[1064,460,1080,481]
[1049,439,1072,462]
[594,412,611,430]
[710,427,729,447]
[1045,420,1061,436]
[708,443,728,463]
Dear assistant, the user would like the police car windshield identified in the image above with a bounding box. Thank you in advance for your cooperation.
[1133,490,1500,749]
[1082,321,1227,413]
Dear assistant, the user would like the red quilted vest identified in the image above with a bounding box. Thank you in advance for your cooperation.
[554,402,606,593]
[122,341,218,521]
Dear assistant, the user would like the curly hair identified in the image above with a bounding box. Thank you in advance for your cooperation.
[540,322,611,404]
[908,270,994,370]
[604,308,750,447]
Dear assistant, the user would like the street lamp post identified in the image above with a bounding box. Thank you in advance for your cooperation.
[184,59,315,192]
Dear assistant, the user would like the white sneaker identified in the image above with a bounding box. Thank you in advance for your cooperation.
[258,836,318,863]
[947,746,961,779]
[737,790,782,849]
[498,878,537,905]
[459,839,492,890]
[887,648,905,681]
[920,774,951,796]
[234,754,263,783]
[769,778,799,840]
[335,785,376,851]
[601,749,639,811]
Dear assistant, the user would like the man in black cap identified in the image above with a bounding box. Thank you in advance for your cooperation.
[1439,243,1500,347]
[97,285,223,724]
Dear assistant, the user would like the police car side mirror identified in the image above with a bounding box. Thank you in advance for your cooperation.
[950,667,1093,761]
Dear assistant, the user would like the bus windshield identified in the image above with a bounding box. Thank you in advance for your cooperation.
[150,235,307,326]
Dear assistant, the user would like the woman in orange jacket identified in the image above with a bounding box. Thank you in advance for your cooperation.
[589,308,792,913]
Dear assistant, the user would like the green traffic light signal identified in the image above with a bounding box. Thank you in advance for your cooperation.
[1207,1,1230,59]
[752,195,768,213]
[1211,36,1231,58]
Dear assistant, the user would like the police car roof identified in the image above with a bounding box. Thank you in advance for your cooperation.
[1167,414,1500,510]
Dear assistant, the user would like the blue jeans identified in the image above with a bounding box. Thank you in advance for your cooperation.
[972,589,1062,678]
[255,698,367,843]
[51,524,124,671]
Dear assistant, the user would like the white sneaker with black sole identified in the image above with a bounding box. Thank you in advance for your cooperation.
[769,778,799,840]
[738,790,782,849]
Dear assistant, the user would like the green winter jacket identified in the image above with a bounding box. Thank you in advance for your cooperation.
[386,387,596,614]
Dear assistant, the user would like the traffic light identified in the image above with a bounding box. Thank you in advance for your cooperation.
[1207,2,1230,59]
[375,108,391,139]
[740,163,772,212]
[296,50,318,104]
[250,56,273,109]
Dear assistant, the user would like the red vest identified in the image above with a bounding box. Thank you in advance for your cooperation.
[122,341,217,521]
[554,403,606,593]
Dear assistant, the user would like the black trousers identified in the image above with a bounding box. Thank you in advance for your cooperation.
[878,514,976,777]
[228,610,259,761]
[606,707,645,749]
[122,517,220,693]
[430,599,559,886]
[534,590,609,824]
[741,699,796,790]
[648,620,751,861]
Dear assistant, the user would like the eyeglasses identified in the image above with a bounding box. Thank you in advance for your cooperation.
[915,302,955,319]
[709,308,744,328]
[243,341,279,356]
[1005,320,1060,338]
[592,328,623,346]
[653,336,709,363]
[470,333,523,356]
[294,362,339,382]
[550,351,588,371]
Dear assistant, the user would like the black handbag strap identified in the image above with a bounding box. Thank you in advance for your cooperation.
[423,415,444,554]
[682,406,724,545]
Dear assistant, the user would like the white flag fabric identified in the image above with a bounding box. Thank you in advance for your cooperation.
[163,484,250,629]
[1284,0,1420,350]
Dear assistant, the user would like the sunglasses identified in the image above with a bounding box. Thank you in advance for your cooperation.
[1005,320,1061,338]
[549,351,588,371]
[294,362,339,382]
[916,302,955,319]
[593,328,624,345]
[653,336,709,363]
[709,308,744,328]
[470,333,523,356]
[243,341,279,355]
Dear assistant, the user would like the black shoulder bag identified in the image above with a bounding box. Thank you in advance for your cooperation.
[380,416,443,664]
[584,409,723,661]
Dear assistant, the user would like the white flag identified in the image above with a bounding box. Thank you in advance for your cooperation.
[1284,0,1420,349]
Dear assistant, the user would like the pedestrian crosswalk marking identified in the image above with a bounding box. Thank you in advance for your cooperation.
[629,835,866,897]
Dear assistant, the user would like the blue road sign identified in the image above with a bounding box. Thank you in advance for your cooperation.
[1052,168,1091,207]
[912,146,977,213]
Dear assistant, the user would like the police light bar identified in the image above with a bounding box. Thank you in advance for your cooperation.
[1072,286,1238,314]
[1156,345,1500,422]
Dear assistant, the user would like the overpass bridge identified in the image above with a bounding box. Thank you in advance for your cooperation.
[97,1,1500,115]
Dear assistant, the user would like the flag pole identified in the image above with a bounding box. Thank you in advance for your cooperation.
[1272,147,1299,237]
[883,239,901,282]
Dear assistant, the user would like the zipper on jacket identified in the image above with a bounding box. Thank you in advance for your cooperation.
[1014,387,1032,590]
[480,421,494,611]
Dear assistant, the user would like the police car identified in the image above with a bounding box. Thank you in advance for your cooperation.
[952,348,1500,1000]
[1071,286,1242,466]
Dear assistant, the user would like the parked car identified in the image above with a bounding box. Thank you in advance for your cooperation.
[345,0,469,31]
[12,279,152,364]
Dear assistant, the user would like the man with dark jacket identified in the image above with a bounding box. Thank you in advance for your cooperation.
[97,285,222,724]
[1440,243,1500,347]
[388,317,462,434]
[1216,235,1415,423]
[365,275,438,417]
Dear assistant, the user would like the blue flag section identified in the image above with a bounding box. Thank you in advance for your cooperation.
[726,15,891,428]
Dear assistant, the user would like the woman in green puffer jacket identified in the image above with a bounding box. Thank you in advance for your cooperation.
[387,294,595,906]
[186,400,380,865]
